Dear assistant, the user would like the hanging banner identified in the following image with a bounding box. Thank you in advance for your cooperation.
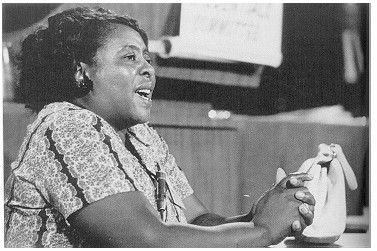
[177,3,283,67]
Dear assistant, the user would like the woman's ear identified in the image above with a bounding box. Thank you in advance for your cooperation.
[74,62,93,92]
[74,62,91,82]
[74,64,84,83]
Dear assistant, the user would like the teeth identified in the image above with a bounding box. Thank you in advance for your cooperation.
[136,89,152,100]
[137,89,151,95]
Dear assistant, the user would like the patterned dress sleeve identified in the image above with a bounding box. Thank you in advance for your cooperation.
[44,110,137,220]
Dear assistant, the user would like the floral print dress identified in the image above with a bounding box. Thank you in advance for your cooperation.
[4,102,194,247]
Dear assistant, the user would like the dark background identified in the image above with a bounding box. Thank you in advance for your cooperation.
[152,4,369,117]
[3,3,369,117]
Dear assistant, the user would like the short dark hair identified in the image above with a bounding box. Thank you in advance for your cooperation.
[16,6,148,113]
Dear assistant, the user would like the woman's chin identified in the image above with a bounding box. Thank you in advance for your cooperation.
[128,113,151,128]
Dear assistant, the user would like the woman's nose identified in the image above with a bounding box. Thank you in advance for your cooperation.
[140,60,155,79]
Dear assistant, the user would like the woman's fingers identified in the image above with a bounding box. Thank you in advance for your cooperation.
[291,202,315,235]
[291,220,302,232]
[283,173,313,188]
[294,190,316,206]
[299,203,314,226]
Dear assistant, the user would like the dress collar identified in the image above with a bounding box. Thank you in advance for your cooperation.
[39,102,152,146]
[125,124,152,146]
[38,101,80,117]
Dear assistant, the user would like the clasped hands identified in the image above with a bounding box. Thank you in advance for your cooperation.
[250,168,315,245]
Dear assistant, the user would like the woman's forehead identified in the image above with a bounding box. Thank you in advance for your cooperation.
[103,23,146,49]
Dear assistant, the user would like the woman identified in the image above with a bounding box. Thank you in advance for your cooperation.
[4,7,315,247]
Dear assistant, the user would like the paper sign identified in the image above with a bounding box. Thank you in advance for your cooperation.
[179,3,283,67]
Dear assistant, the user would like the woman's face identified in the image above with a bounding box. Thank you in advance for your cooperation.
[84,24,156,130]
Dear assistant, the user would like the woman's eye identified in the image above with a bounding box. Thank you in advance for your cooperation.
[125,54,136,61]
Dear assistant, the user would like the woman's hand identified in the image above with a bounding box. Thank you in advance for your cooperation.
[275,169,316,232]
[250,169,315,245]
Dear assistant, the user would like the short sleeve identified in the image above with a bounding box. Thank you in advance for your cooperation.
[44,110,136,219]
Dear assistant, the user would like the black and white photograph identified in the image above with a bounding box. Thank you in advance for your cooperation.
[2,2,371,248]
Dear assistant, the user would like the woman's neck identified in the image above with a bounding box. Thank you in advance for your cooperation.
[71,97,133,133]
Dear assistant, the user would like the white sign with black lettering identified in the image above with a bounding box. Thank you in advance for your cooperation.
[178,3,283,67]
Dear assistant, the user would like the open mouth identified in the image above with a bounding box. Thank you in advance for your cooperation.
[135,89,152,101]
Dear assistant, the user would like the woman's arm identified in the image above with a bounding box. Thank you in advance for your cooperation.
[182,194,251,226]
[184,172,315,228]
[70,176,308,248]
[70,191,271,247]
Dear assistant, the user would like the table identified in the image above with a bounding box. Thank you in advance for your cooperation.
[271,233,370,248]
